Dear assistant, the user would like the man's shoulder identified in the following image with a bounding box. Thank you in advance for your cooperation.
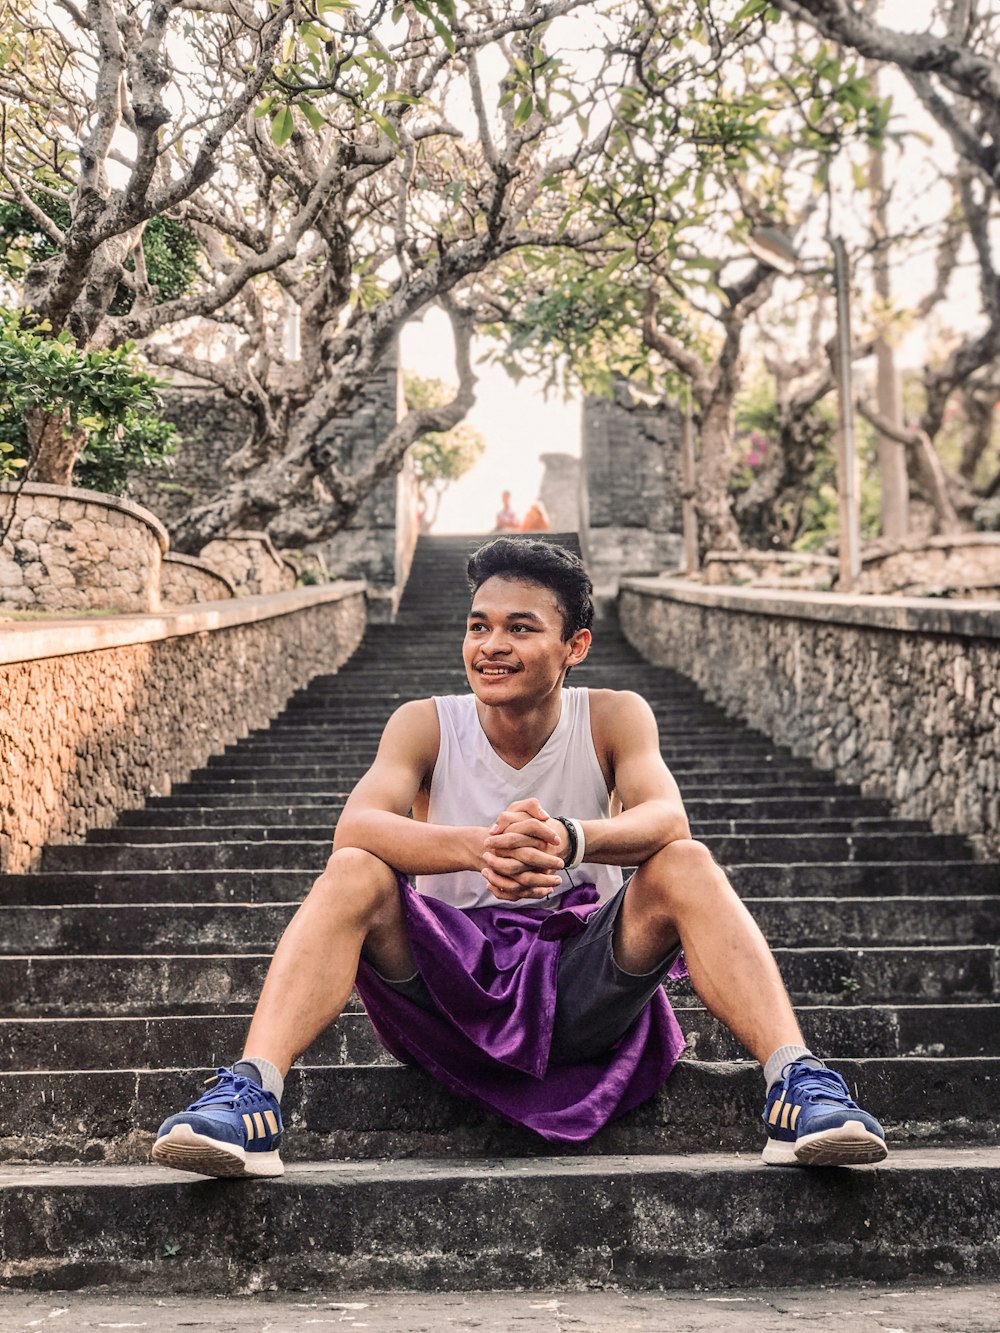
[585,686,650,715]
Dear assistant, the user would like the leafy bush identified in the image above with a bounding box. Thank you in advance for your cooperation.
[0,308,178,494]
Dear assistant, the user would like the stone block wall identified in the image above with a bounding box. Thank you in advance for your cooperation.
[619,579,1000,857]
[581,385,683,600]
[0,484,168,614]
[0,585,366,875]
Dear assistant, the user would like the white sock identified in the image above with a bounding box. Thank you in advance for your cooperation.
[763,1044,823,1091]
[233,1057,284,1103]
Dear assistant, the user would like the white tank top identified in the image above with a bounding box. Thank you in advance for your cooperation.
[416,687,624,910]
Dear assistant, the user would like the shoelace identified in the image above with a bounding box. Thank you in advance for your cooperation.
[781,1064,858,1108]
[188,1068,260,1111]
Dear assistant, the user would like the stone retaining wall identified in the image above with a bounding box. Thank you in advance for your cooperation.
[0,483,168,614]
[0,584,366,874]
[619,579,1000,857]
[857,533,1000,599]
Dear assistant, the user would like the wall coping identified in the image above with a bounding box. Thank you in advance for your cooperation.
[704,549,839,568]
[0,581,366,666]
[0,481,171,553]
[620,577,1000,641]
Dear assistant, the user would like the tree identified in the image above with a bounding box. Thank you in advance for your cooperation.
[405,373,485,533]
[485,2,890,553]
[2,0,627,548]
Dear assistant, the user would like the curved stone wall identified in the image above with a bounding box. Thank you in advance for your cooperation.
[199,531,297,596]
[0,483,168,614]
[619,579,1000,857]
[160,552,236,606]
[0,584,366,874]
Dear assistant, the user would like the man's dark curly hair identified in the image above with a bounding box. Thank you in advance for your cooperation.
[466,538,594,641]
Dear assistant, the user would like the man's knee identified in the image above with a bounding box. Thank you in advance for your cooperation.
[631,838,725,916]
[311,847,398,921]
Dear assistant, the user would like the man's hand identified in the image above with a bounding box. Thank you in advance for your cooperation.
[480,798,569,900]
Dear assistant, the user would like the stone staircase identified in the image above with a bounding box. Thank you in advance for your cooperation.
[1,533,998,1291]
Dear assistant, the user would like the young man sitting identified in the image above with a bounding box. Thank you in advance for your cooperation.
[152,538,887,1177]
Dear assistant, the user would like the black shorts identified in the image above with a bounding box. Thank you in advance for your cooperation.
[379,877,682,1066]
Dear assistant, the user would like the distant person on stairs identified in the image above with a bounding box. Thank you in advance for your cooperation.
[494,490,520,531]
[152,538,888,1178]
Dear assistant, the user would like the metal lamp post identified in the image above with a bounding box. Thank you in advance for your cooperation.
[747,227,861,590]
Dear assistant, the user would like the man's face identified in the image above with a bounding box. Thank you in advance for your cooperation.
[464,575,590,706]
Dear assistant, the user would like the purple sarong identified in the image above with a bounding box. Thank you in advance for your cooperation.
[354,876,687,1143]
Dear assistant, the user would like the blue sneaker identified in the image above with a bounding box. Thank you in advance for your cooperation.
[152,1067,284,1178]
[762,1062,888,1167]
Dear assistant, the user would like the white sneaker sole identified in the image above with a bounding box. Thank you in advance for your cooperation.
[151,1123,284,1178]
[762,1120,888,1168]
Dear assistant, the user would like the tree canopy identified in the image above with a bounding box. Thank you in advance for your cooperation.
[1,0,997,556]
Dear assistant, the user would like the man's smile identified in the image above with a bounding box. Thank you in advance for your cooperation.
[477,663,520,676]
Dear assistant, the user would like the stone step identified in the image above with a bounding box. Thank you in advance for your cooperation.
[184,756,840,781]
[85,816,926,845]
[1,1059,997,1166]
[166,776,863,801]
[24,1149,995,1293]
[107,794,899,827]
[2,896,997,956]
[1,862,992,907]
[3,1003,997,1073]
[212,734,789,755]
[39,831,976,872]
[2,947,996,1018]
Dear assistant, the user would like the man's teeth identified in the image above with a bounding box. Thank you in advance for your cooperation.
[481,666,514,675]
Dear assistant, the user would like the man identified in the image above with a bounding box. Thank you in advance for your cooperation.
[153,538,887,1177]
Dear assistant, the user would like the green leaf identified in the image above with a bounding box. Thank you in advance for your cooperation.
[300,101,325,133]
[271,106,295,147]
[514,96,534,128]
[370,111,400,144]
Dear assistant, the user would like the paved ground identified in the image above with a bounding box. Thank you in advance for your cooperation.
[0,1286,998,1332]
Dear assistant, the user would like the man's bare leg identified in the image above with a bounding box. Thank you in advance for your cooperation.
[243,846,416,1076]
[152,847,413,1177]
[613,837,804,1063]
[613,838,887,1165]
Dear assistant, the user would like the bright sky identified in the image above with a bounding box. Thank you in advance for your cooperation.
[399,308,581,536]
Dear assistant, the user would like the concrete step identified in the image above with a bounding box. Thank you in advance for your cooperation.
[1,1059,997,1166]
[39,830,976,872]
[2,896,997,956]
[3,1003,997,1073]
[3,947,996,1018]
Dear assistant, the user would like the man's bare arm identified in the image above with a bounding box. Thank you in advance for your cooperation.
[582,689,691,862]
[333,701,484,874]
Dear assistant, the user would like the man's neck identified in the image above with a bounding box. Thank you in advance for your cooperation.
[474,687,568,770]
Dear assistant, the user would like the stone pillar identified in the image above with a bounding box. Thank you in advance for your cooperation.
[538,452,581,533]
[580,383,684,603]
[311,351,408,621]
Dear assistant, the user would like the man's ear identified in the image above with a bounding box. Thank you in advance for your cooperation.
[565,628,591,667]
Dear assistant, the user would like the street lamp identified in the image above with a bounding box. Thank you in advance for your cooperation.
[747,227,862,591]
